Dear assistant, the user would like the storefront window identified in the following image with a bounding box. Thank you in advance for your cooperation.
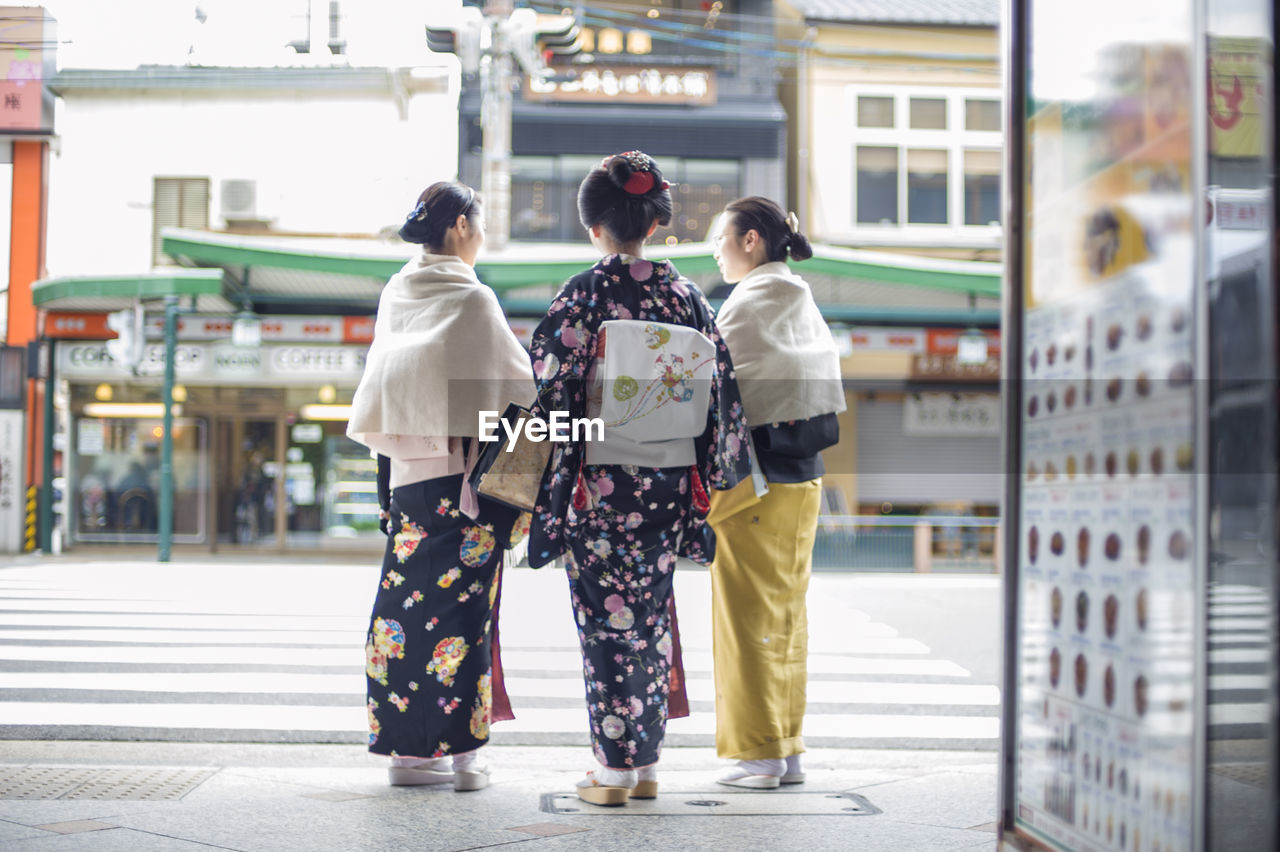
[281,417,379,545]
[321,435,379,539]
[72,416,207,542]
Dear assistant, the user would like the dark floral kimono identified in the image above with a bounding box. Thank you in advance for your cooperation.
[527,253,751,768]
[365,473,526,759]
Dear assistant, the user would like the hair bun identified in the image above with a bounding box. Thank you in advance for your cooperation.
[606,156,638,192]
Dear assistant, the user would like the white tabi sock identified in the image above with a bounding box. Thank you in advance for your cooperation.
[452,749,480,772]
[737,758,785,777]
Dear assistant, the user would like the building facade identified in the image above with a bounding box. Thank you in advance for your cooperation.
[37,4,459,553]
[773,0,1003,540]
[455,0,788,245]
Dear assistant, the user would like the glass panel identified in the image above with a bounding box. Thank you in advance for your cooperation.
[322,435,380,539]
[511,156,563,241]
[965,98,1001,131]
[215,419,278,546]
[856,146,899,224]
[655,158,740,244]
[857,95,894,128]
[72,416,207,542]
[1011,0,1198,849]
[910,97,948,129]
[965,149,1002,225]
[907,148,948,225]
[1203,1,1276,848]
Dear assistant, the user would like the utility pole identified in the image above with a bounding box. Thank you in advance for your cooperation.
[428,3,578,251]
[481,0,515,251]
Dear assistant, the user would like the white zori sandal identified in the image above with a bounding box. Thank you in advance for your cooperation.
[387,757,453,787]
[575,766,637,806]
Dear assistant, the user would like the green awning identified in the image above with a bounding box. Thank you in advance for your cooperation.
[158,227,1002,311]
[31,269,232,311]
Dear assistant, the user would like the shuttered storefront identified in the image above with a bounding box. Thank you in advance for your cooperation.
[855,394,1002,506]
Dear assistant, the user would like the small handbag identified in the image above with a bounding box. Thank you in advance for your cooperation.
[468,402,551,512]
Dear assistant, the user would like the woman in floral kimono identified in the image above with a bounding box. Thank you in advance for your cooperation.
[707,197,846,788]
[347,182,535,791]
[527,151,752,805]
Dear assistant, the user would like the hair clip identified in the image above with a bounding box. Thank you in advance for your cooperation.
[785,211,800,234]
[407,200,428,222]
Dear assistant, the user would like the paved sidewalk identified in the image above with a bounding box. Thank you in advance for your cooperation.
[0,742,999,851]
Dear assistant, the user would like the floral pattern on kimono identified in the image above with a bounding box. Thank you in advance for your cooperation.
[524,255,751,768]
[526,254,751,570]
[565,465,689,767]
[365,473,519,758]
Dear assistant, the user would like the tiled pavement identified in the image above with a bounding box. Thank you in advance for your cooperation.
[0,741,1000,851]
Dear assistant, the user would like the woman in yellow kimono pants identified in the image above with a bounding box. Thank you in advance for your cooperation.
[707,196,846,788]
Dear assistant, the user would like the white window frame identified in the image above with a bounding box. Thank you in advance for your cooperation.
[845,84,1002,248]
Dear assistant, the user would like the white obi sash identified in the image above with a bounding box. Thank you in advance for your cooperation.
[584,319,716,467]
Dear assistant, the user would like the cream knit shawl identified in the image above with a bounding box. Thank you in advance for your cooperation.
[347,251,535,442]
[715,261,846,428]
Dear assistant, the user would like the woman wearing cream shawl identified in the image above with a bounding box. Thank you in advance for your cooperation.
[347,182,534,792]
[708,197,846,789]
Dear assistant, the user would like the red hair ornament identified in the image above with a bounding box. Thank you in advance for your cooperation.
[623,171,656,195]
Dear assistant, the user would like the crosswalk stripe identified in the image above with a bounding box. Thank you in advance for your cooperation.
[0,628,367,646]
[1208,703,1270,725]
[1208,648,1270,664]
[0,701,1000,740]
[0,613,370,630]
[0,627,930,656]
[1209,674,1269,690]
[1208,632,1270,645]
[0,644,970,677]
[1206,604,1270,616]
[1209,618,1270,631]
[0,671,1001,707]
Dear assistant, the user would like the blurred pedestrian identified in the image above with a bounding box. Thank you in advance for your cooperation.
[707,196,846,788]
[526,151,751,805]
[347,182,535,791]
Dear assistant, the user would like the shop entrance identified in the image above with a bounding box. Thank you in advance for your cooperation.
[209,409,380,552]
[213,417,283,548]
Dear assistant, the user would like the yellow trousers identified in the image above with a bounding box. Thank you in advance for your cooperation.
[707,477,821,760]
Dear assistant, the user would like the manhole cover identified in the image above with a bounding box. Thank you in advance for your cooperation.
[0,768,216,801]
[1211,763,1268,789]
[541,791,879,816]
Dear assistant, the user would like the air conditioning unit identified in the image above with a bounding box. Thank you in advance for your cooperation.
[220,179,258,221]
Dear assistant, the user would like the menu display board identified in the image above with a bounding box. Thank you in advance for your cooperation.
[1011,1,1199,850]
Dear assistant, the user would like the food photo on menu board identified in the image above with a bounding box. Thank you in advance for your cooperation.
[1012,1,1199,850]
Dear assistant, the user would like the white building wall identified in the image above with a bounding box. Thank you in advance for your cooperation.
[46,83,458,278]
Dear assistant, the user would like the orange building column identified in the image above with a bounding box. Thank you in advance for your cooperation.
[7,140,49,550]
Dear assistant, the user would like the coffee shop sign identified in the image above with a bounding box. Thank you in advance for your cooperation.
[58,343,367,386]
[527,67,715,105]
